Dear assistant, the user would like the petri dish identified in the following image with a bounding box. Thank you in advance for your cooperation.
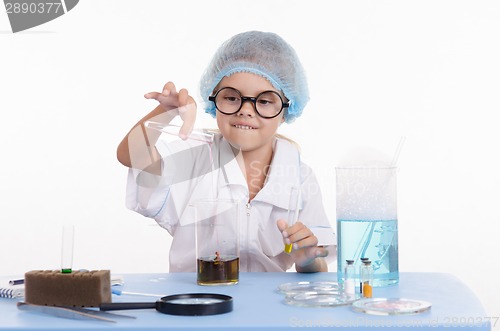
[284,291,359,308]
[351,298,432,315]
[277,281,340,295]
[145,121,214,143]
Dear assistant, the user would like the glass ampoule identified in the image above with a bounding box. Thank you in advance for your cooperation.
[344,259,356,297]
[359,257,369,293]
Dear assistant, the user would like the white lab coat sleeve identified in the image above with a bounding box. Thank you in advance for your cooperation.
[125,166,172,218]
[126,163,204,234]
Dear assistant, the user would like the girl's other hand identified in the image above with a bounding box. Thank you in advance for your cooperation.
[144,81,197,139]
[276,219,329,272]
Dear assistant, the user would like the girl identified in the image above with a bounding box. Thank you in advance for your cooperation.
[117,31,336,273]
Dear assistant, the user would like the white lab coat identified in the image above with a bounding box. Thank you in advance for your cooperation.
[126,134,336,272]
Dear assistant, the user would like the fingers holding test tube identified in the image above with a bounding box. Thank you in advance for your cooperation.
[277,221,319,251]
[144,81,197,139]
[277,220,329,271]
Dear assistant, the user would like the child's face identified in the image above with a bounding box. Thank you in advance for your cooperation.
[215,72,285,153]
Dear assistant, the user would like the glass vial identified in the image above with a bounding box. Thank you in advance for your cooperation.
[359,257,369,293]
[361,259,373,298]
[344,259,356,297]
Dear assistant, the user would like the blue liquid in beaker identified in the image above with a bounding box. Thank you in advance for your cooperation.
[337,219,399,287]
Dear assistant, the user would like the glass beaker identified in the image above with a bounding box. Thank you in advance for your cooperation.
[336,166,399,287]
[193,199,240,286]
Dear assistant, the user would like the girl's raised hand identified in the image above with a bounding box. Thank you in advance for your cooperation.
[144,81,197,139]
[276,219,329,272]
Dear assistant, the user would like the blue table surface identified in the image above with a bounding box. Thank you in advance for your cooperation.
[0,272,491,330]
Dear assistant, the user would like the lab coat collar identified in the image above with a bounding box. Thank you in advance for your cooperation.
[217,136,247,190]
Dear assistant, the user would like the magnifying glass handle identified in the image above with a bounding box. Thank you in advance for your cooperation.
[100,302,156,311]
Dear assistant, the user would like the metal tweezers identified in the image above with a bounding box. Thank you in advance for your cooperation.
[17,302,136,323]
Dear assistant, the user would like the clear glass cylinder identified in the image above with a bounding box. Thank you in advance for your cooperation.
[193,199,240,286]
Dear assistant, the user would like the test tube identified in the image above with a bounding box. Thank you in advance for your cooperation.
[61,225,74,273]
[284,187,300,254]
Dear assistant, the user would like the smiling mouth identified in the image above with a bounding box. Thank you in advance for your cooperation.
[233,124,256,130]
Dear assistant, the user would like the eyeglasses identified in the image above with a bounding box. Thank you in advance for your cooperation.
[209,87,289,119]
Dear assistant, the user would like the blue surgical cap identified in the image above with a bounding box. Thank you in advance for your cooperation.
[199,31,309,123]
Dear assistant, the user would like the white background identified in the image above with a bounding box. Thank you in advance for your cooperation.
[1,0,499,325]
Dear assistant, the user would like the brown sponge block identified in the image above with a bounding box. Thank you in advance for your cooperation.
[24,270,111,307]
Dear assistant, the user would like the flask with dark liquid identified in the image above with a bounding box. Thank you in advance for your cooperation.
[197,253,239,285]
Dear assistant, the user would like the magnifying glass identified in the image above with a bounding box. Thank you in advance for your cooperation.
[100,293,233,316]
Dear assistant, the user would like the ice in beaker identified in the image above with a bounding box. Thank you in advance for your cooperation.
[336,166,399,287]
[193,199,240,286]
